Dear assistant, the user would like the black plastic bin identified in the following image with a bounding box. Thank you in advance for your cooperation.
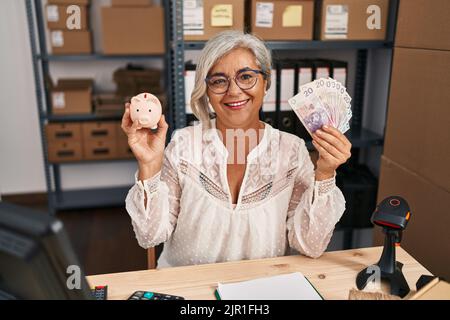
[335,164,378,229]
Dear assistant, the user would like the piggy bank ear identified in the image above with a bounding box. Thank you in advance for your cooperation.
[131,97,141,105]
[150,97,161,107]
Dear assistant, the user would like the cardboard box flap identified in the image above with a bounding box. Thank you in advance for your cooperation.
[377,156,450,280]
[55,79,94,91]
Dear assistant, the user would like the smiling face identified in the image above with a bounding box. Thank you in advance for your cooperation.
[206,48,267,129]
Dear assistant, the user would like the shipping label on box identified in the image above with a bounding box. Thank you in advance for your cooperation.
[184,0,204,35]
[52,92,66,109]
[255,2,274,28]
[282,5,303,27]
[51,31,64,47]
[47,5,60,22]
[211,4,233,27]
[324,5,349,39]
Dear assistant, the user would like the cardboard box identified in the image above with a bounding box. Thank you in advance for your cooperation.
[115,122,135,159]
[113,67,162,98]
[45,122,82,142]
[250,0,314,41]
[384,47,450,193]
[184,0,245,41]
[45,4,89,30]
[47,140,83,163]
[82,121,117,142]
[116,139,134,159]
[395,0,450,51]
[48,0,89,4]
[376,156,450,280]
[83,139,118,160]
[50,30,92,54]
[51,79,93,115]
[101,7,165,55]
[94,94,125,116]
[318,0,389,40]
[116,122,128,141]
[111,0,152,6]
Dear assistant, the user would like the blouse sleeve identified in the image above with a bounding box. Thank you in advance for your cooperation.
[286,140,346,258]
[125,140,181,249]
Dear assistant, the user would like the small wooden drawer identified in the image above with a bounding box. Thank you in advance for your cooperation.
[83,139,117,160]
[47,140,83,163]
[116,122,128,142]
[82,121,117,141]
[117,138,134,159]
[45,122,82,142]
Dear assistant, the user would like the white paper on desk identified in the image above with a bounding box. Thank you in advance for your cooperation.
[217,272,322,300]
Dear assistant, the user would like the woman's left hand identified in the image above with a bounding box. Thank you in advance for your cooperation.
[312,125,352,181]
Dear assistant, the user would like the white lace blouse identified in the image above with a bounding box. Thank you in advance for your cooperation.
[125,119,346,268]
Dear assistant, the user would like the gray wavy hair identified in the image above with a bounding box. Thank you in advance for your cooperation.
[190,30,272,127]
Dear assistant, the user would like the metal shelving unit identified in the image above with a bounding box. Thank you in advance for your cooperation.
[25,0,175,214]
[26,0,398,215]
[185,40,394,51]
[35,54,165,61]
[175,0,399,148]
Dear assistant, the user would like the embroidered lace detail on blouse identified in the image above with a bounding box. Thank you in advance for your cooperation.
[125,119,346,268]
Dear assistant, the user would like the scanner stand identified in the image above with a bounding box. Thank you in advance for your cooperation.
[356,229,410,298]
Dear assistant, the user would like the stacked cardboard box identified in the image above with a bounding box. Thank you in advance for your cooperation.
[46,123,83,162]
[250,0,314,40]
[317,0,389,40]
[82,122,118,160]
[45,121,134,162]
[45,0,92,54]
[116,122,134,159]
[376,0,450,279]
[184,0,245,41]
[94,94,125,116]
[111,0,152,6]
[50,78,93,115]
[113,66,162,99]
[101,1,165,54]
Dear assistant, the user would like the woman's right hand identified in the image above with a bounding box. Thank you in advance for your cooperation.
[121,103,169,180]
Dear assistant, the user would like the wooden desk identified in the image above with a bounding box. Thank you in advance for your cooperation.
[87,246,432,300]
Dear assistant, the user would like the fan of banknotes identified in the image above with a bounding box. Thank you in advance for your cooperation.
[288,78,352,135]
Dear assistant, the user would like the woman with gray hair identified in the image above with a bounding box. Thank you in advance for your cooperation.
[121,31,351,268]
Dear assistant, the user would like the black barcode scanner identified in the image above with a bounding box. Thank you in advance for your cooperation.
[356,196,412,297]
[372,196,411,231]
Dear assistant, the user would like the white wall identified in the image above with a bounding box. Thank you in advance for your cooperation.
[0,0,46,195]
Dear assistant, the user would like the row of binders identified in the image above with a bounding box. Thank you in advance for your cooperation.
[184,59,348,140]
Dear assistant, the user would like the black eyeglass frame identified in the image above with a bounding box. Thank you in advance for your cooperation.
[205,68,267,94]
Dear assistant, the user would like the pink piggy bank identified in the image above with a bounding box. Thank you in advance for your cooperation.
[130,93,162,130]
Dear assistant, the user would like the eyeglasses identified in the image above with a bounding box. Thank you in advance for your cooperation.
[205,68,266,94]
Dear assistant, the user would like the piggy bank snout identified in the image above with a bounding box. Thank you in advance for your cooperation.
[136,109,161,125]
[138,115,151,124]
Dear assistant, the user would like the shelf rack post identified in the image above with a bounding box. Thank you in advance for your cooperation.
[169,0,186,130]
[25,0,56,214]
